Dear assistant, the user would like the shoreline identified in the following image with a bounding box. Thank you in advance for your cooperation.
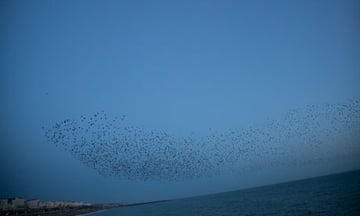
[0,206,114,216]
[0,200,169,216]
[75,209,107,216]
[63,205,122,216]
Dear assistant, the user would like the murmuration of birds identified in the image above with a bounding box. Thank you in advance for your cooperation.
[44,100,360,181]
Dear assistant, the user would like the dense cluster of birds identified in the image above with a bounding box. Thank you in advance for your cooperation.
[44,100,360,181]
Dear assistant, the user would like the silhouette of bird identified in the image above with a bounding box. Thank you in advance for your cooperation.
[43,100,360,181]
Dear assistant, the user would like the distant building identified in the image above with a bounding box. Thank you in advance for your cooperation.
[53,201,64,208]
[0,198,25,210]
[0,199,9,210]
[40,201,55,208]
[12,198,25,209]
[25,199,40,209]
[1,198,92,211]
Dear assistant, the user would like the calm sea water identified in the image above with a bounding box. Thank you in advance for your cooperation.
[91,170,360,216]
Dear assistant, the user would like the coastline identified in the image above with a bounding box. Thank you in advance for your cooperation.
[65,205,123,216]
[0,206,116,216]
[75,209,107,216]
[0,200,169,216]
[74,200,170,216]
[76,209,108,216]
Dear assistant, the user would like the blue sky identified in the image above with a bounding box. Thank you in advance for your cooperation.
[0,0,359,203]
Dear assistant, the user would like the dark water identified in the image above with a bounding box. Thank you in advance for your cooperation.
[92,170,360,216]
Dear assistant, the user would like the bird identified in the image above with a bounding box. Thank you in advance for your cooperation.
[43,100,360,181]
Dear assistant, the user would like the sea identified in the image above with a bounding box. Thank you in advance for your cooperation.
[90,170,360,216]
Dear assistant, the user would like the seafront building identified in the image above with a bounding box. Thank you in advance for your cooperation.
[25,199,39,209]
[0,197,92,211]
[0,197,25,210]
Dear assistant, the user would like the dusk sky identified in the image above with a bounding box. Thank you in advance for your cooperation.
[1,0,360,203]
